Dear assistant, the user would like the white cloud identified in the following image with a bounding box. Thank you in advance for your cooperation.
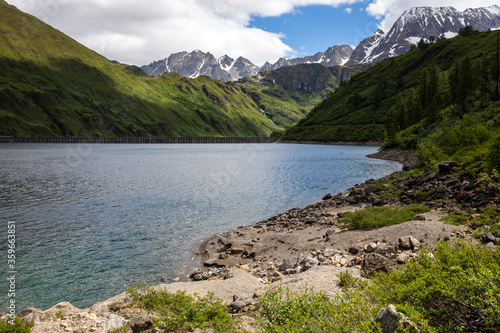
[5,0,361,66]
[6,0,500,67]
[366,0,500,32]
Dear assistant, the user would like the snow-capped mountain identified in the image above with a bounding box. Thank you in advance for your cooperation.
[141,45,352,81]
[140,50,259,81]
[141,5,500,81]
[346,5,500,65]
[260,45,353,72]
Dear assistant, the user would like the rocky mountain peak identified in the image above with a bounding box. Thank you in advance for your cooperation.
[346,5,500,65]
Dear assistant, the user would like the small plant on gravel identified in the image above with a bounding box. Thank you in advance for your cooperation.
[338,204,430,230]
[126,284,236,332]
[0,317,34,333]
[337,271,363,290]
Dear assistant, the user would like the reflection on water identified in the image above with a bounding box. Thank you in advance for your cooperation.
[0,143,400,310]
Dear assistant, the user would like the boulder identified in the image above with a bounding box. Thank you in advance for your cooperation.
[482,233,497,244]
[375,304,419,333]
[365,242,378,253]
[44,301,81,316]
[128,317,154,333]
[399,236,420,250]
[363,253,391,274]
[17,307,43,318]
[322,193,333,200]
[438,161,458,174]
[376,245,397,258]
[104,314,125,332]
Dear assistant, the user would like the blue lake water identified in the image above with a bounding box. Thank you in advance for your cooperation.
[0,143,400,311]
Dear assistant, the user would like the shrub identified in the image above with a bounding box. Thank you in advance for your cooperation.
[127,285,235,332]
[260,241,499,332]
[260,286,378,333]
[338,205,430,230]
[0,318,34,333]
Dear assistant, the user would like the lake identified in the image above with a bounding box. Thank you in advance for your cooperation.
[0,143,400,311]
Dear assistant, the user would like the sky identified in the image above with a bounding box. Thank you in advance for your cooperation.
[5,0,500,66]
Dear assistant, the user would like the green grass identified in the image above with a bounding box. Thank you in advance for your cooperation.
[0,0,283,137]
[442,207,500,238]
[260,240,500,332]
[338,205,430,230]
[126,284,236,332]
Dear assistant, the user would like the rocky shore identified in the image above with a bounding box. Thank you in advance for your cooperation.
[5,152,500,332]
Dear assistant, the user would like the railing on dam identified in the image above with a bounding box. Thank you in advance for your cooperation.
[0,137,279,144]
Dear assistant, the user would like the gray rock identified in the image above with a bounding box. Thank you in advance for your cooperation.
[229,301,247,312]
[485,242,497,249]
[376,245,397,258]
[128,317,154,333]
[366,242,378,253]
[233,294,251,303]
[23,312,41,324]
[399,236,420,250]
[363,253,391,273]
[397,253,408,264]
[482,233,497,244]
[17,307,43,318]
[375,304,419,333]
[104,314,125,331]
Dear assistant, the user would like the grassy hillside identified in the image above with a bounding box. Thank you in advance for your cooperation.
[283,29,500,173]
[0,0,280,137]
[236,63,367,129]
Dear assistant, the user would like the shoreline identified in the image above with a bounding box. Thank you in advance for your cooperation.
[11,149,500,332]
[279,139,382,146]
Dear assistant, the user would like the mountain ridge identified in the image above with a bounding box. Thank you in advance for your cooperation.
[142,5,500,81]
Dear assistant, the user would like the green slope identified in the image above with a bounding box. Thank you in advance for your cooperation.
[284,29,500,173]
[0,0,280,137]
[236,63,367,129]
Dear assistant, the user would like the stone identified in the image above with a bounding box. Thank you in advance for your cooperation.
[230,247,244,254]
[229,301,247,313]
[23,312,41,324]
[17,307,43,318]
[104,314,125,332]
[44,301,81,316]
[375,304,419,333]
[363,253,391,273]
[376,245,397,258]
[233,294,251,303]
[397,253,408,264]
[399,236,419,250]
[322,193,333,200]
[438,161,458,174]
[486,242,497,249]
[366,242,378,253]
[482,233,497,244]
[348,247,359,255]
[128,317,154,333]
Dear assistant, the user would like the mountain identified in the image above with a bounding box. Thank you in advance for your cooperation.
[260,45,353,72]
[141,45,353,81]
[140,51,259,81]
[0,0,280,137]
[236,63,368,128]
[346,5,500,65]
[282,28,500,150]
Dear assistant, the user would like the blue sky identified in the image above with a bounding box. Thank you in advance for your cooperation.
[5,0,500,66]
[251,4,380,57]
